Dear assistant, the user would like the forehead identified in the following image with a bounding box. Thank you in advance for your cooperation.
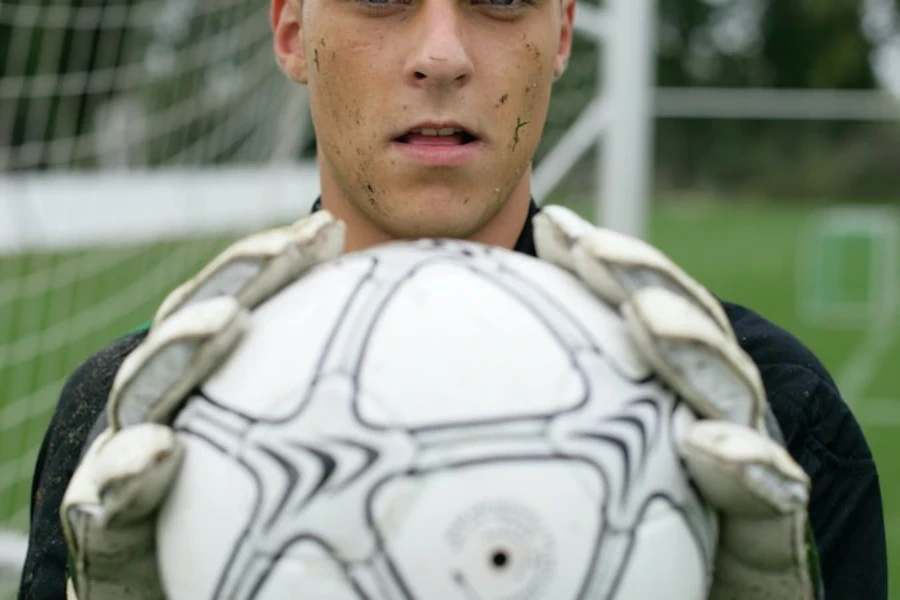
[303,0,564,17]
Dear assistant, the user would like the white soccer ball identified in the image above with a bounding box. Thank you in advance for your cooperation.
[156,239,718,600]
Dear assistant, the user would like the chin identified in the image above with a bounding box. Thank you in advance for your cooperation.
[387,217,482,241]
[378,202,492,242]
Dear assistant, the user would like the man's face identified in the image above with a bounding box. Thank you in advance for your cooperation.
[273,0,575,242]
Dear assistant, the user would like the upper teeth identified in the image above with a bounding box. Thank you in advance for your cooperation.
[412,128,464,136]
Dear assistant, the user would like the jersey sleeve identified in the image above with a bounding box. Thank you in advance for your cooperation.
[17,331,147,600]
[765,362,887,600]
[724,302,888,600]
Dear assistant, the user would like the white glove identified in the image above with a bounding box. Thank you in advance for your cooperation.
[59,211,346,600]
[532,205,820,600]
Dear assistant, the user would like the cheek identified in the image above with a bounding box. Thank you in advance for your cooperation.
[309,38,354,121]
[308,39,376,155]
[307,34,394,204]
[495,40,555,154]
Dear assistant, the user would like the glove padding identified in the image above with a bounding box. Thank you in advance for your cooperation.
[533,205,818,600]
[60,211,345,600]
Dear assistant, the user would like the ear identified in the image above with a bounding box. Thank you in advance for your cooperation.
[553,0,576,81]
[271,0,308,84]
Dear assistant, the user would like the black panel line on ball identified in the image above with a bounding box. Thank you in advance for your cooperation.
[346,260,458,432]
[255,255,381,427]
[606,413,650,468]
[601,491,685,600]
[255,444,302,532]
[247,533,374,600]
[622,396,663,425]
[571,431,633,504]
[285,441,338,511]
[306,255,380,383]
[176,427,267,600]
[323,436,381,493]
[410,425,553,449]
[198,255,381,428]
[193,390,258,425]
[493,260,658,386]
[381,544,422,600]
[348,258,596,434]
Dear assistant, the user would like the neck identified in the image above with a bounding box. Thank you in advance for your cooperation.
[319,166,533,254]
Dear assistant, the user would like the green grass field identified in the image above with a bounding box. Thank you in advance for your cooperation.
[1,197,897,594]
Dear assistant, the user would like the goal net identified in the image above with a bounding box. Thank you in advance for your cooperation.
[0,0,315,591]
[0,0,617,594]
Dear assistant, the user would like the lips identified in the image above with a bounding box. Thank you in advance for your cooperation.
[395,124,478,146]
[390,122,483,166]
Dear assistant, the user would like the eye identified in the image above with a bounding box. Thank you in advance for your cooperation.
[356,0,409,8]
[471,0,535,9]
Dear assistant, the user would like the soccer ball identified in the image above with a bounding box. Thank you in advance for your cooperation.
[156,239,718,600]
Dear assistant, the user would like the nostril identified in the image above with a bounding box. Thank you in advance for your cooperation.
[414,71,427,80]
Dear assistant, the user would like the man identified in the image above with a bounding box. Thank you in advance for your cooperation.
[19,0,886,598]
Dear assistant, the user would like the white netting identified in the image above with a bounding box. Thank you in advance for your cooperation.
[0,0,314,591]
[0,0,309,171]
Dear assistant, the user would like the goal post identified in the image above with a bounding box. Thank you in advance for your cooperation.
[533,0,656,240]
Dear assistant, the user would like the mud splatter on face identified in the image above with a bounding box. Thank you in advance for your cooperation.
[512,117,529,151]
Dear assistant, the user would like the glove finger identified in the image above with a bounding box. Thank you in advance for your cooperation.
[709,524,816,600]
[62,424,183,538]
[62,425,180,600]
[532,204,598,274]
[61,428,115,551]
[714,513,814,581]
[623,287,766,428]
[110,296,247,429]
[535,205,734,336]
[69,546,165,600]
[681,421,809,517]
[154,210,345,323]
[573,223,734,337]
[682,422,815,598]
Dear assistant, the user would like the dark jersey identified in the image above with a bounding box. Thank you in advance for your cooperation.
[19,203,887,599]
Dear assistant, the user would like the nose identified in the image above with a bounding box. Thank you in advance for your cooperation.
[405,7,473,88]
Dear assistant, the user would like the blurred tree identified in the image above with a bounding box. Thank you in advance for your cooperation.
[656,0,885,89]
[650,0,900,200]
[761,0,878,89]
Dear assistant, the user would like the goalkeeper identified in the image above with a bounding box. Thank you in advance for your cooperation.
[19,1,886,599]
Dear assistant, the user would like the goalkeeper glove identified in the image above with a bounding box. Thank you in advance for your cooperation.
[533,205,821,600]
[59,211,345,600]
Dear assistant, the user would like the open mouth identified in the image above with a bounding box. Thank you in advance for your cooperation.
[396,127,478,146]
